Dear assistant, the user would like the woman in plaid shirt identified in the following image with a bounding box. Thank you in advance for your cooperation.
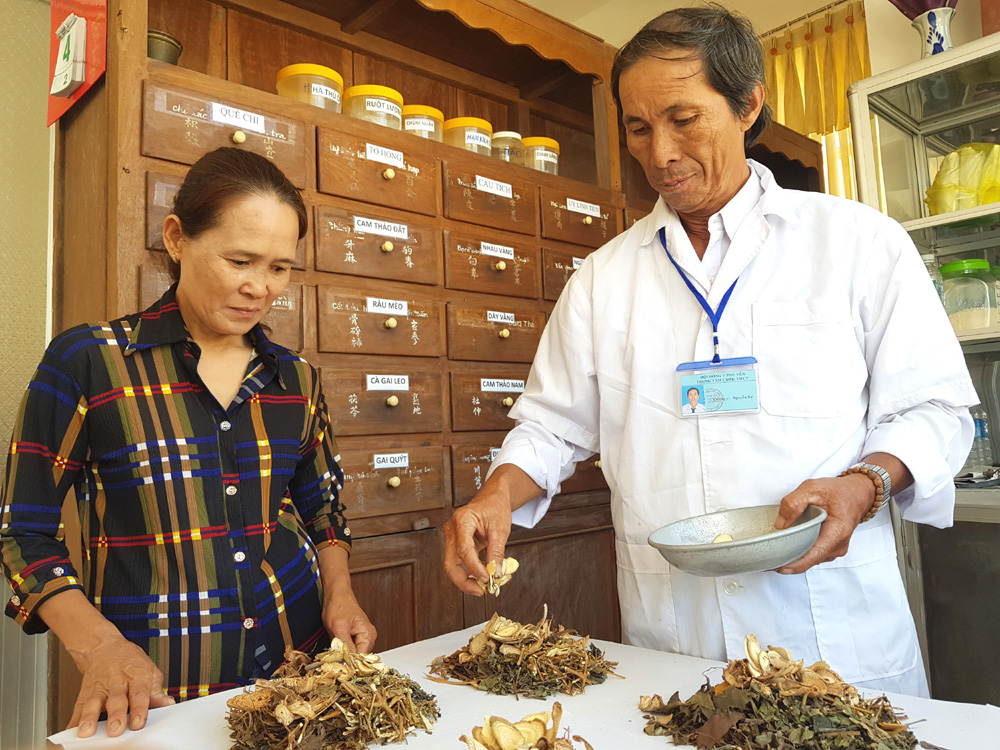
[1,148,376,738]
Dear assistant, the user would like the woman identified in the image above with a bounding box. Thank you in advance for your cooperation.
[0,148,376,738]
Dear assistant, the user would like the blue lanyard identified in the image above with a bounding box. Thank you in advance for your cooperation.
[659,227,739,364]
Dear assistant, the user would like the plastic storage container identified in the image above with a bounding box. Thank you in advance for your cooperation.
[921,253,944,304]
[402,105,443,141]
[443,117,493,155]
[275,64,343,112]
[941,259,996,330]
[492,131,524,165]
[523,136,560,175]
[343,85,404,130]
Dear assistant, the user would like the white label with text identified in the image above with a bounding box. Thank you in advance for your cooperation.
[404,116,436,133]
[476,175,513,198]
[573,257,585,270]
[566,198,601,217]
[353,216,409,240]
[373,452,409,469]
[466,131,492,149]
[365,99,402,119]
[487,310,516,324]
[480,379,525,392]
[535,149,559,164]
[210,102,265,134]
[480,242,515,260]
[365,143,404,168]
[490,448,501,462]
[366,297,408,315]
[310,83,341,103]
[366,374,410,391]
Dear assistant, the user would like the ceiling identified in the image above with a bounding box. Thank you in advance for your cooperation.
[521,0,825,48]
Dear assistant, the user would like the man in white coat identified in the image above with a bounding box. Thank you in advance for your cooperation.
[443,7,977,696]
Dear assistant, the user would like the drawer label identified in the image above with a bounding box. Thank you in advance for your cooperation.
[573,257,585,270]
[476,175,513,198]
[366,99,402,119]
[480,242,515,260]
[490,447,501,461]
[365,143,404,169]
[210,102,265,134]
[566,198,601,217]
[366,296,408,315]
[487,310,516,324]
[405,117,436,133]
[153,181,179,208]
[481,378,525,392]
[353,216,409,240]
[366,374,410,390]
[271,293,296,311]
[466,131,492,149]
[373,452,409,469]
[311,83,341,103]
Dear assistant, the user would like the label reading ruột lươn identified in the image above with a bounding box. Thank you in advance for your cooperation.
[365,98,402,119]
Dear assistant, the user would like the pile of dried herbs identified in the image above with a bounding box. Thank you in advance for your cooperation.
[460,702,595,750]
[227,638,439,750]
[640,635,918,750]
[429,606,619,699]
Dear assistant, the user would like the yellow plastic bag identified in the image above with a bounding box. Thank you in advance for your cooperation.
[925,142,1000,215]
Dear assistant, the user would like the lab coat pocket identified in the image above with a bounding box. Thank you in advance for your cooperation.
[752,299,864,418]
[804,518,919,683]
[615,540,678,652]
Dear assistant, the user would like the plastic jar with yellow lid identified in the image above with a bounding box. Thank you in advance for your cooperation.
[492,131,524,165]
[402,105,444,141]
[343,85,404,130]
[523,136,560,175]
[443,117,493,155]
[275,64,344,112]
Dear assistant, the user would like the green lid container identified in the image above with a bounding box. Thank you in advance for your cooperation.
[940,259,992,278]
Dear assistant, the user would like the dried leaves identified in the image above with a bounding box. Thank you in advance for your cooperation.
[640,635,917,750]
[460,702,594,750]
[473,557,520,596]
[227,638,439,750]
[429,607,619,699]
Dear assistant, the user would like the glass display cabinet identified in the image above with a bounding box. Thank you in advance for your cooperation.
[849,32,1000,705]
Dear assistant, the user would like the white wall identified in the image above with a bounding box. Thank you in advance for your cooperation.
[865,0,983,74]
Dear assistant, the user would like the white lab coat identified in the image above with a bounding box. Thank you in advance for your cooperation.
[495,162,977,696]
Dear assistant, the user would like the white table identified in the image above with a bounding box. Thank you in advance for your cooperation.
[49,624,1000,749]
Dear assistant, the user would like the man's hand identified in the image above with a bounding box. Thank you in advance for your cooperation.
[443,490,513,596]
[68,630,174,737]
[773,473,877,574]
[322,595,378,653]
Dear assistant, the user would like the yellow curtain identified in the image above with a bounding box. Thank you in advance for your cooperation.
[762,1,871,199]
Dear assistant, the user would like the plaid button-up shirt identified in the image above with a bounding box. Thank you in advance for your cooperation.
[1,287,351,698]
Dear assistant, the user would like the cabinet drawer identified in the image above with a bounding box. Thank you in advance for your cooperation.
[314,204,439,285]
[142,82,309,188]
[539,187,617,248]
[442,160,537,235]
[324,368,444,436]
[624,201,655,230]
[339,445,446,520]
[560,455,608,494]
[450,370,529,431]
[317,287,444,357]
[444,229,538,299]
[263,282,304,352]
[145,171,306,267]
[541,247,591,301]
[446,303,544,363]
[451,442,502,506]
[317,128,438,217]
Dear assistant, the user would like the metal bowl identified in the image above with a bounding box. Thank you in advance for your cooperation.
[647,505,827,577]
[147,30,183,65]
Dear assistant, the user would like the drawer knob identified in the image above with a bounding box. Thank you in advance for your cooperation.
[382,168,396,180]
[583,215,593,225]
[493,260,507,272]
[498,328,510,339]
[384,317,398,329]
[385,395,399,407]
[232,130,247,144]
[381,241,394,253]
[594,459,602,469]
[502,396,514,407]
[387,476,401,489]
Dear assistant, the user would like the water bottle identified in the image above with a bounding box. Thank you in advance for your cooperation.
[971,406,993,467]
[921,253,945,305]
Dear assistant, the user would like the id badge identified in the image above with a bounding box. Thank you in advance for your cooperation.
[677,356,759,416]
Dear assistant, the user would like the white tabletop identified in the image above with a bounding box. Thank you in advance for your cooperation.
[49,624,1000,749]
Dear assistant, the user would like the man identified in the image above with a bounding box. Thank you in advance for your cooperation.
[443,7,977,697]
[685,387,706,414]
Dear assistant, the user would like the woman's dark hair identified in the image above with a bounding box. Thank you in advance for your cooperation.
[611,5,772,150]
[166,147,307,279]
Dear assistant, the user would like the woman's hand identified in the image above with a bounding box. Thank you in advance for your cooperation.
[69,631,175,737]
[322,594,378,653]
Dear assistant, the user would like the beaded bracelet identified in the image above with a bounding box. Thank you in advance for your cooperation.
[839,464,890,522]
